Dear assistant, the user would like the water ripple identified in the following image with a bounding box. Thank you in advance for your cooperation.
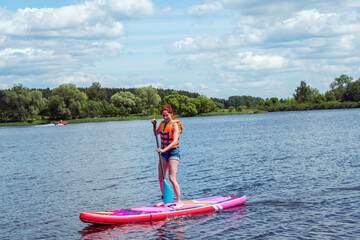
[1,109,360,239]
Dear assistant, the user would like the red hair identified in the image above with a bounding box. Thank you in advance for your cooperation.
[162,106,174,115]
[162,105,183,129]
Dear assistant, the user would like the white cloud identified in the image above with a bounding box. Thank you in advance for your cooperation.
[281,10,335,33]
[184,82,208,90]
[188,2,223,16]
[53,72,97,85]
[170,9,351,54]
[170,7,360,55]
[0,40,124,76]
[168,52,220,69]
[0,47,71,75]
[0,0,150,85]
[228,52,288,70]
[170,52,290,71]
[264,9,343,43]
[199,84,208,89]
[337,34,356,50]
[135,83,165,88]
[156,6,172,16]
[0,83,8,89]
[216,70,285,94]
[183,81,217,96]
[105,0,154,18]
[222,0,351,17]
[184,82,194,89]
[168,33,249,54]
[0,0,154,39]
[0,71,119,89]
[308,63,351,74]
[243,79,276,87]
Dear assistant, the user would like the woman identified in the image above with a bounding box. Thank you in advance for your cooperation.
[151,106,184,209]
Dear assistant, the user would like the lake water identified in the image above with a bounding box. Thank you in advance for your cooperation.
[1,109,359,239]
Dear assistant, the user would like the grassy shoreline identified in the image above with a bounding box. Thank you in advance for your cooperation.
[0,109,265,127]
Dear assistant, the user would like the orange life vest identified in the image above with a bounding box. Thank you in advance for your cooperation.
[159,119,184,149]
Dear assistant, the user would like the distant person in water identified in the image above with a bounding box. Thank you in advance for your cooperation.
[151,106,184,209]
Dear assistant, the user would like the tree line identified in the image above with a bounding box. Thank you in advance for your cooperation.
[257,74,360,112]
[0,83,218,123]
[0,74,359,123]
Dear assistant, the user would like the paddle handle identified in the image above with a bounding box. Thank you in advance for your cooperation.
[153,123,166,180]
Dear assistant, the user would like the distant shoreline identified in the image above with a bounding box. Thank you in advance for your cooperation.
[0,109,265,127]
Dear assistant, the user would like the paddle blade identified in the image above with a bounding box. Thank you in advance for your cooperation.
[163,180,174,204]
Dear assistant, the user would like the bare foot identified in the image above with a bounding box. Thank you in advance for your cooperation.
[173,202,183,209]
[155,201,164,207]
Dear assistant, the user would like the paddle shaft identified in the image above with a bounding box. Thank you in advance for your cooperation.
[153,123,166,181]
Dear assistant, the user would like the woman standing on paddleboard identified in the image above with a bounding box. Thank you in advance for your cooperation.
[151,106,184,209]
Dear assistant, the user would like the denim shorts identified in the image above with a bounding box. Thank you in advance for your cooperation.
[161,147,180,161]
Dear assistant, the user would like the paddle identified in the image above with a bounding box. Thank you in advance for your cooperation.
[153,122,174,204]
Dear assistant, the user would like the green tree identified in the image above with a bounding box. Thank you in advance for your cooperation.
[103,103,121,117]
[228,96,243,108]
[162,93,197,117]
[157,88,199,99]
[48,84,87,119]
[344,79,360,102]
[190,95,218,114]
[265,97,280,106]
[293,81,320,103]
[330,74,353,101]
[135,86,161,115]
[110,91,136,115]
[86,82,107,101]
[325,90,336,101]
[236,106,243,112]
[227,95,262,108]
[287,99,298,105]
[257,99,265,107]
[211,97,226,108]
[311,90,326,103]
[83,100,105,118]
[228,106,235,112]
[48,95,70,119]
[330,74,352,89]
[0,84,45,122]
[245,100,251,108]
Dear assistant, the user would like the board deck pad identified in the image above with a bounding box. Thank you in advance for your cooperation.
[80,195,246,225]
[129,196,233,213]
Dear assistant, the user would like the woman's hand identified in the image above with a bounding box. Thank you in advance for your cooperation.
[151,119,157,125]
[156,148,165,153]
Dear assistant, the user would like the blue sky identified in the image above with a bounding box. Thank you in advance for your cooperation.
[1,0,360,99]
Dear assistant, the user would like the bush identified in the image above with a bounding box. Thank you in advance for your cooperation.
[236,106,243,112]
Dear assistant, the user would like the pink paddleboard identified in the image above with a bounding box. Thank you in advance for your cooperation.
[80,195,246,225]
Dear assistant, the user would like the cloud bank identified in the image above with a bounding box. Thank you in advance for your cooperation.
[0,0,153,88]
[1,0,360,99]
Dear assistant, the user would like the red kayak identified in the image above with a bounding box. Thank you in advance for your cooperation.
[55,121,67,125]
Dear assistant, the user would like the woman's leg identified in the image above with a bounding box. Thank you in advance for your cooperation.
[168,159,183,209]
[155,157,169,206]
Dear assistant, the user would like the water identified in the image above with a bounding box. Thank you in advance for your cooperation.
[1,109,359,239]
